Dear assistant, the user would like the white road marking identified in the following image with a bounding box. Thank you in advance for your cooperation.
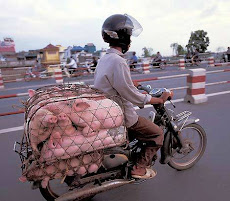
[1,90,230,135]
[0,126,24,134]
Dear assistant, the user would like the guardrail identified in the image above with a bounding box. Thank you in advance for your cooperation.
[0,68,229,116]
[1,57,230,85]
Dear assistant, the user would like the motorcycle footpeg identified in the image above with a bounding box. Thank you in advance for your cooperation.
[159,156,171,164]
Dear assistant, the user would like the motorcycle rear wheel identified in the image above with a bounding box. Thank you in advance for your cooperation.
[159,62,166,70]
[24,74,32,82]
[39,178,95,201]
[168,123,207,170]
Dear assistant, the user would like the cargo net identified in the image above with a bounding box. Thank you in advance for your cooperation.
[18,84,126,188]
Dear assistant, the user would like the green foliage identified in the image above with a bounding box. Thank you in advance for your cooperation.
[170,43,178,55]
[142,47,153,57]
[186,30,209,53]
[177,45,185,55]
[170,43,185,55]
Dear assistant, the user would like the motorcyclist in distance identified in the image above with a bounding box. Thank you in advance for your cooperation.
[94,14,172,179]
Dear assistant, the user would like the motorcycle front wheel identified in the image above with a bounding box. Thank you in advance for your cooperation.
[24,74,32,82]
[39,178,95,201]
[168,123,207,170]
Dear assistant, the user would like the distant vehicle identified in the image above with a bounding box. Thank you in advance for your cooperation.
[0,57,6,62]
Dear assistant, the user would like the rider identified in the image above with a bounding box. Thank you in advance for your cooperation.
[129,52,138,69]
[64,56,78,77]
[152,52,162,66]
[191,49,200,65]
[94,14,172,179]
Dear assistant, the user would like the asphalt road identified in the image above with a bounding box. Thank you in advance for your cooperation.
[0,65,230,201]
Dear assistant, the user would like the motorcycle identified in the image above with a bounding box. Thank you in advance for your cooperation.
[24,67,50,82]
[151,59,167,70]
[14,85,207,201]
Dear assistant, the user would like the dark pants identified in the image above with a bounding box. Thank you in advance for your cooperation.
[130,61,137,69]
[128,116,164,167]
[227,54,230,62]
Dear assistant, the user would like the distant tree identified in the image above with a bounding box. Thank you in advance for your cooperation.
[170,43,185,55]
[142,47,153,57]
[177,45,186,55]
[216,46,225,52]
[170,43,178,55]
[186,30,210,53]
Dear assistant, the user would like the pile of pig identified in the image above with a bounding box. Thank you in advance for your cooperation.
[19,84,126,188]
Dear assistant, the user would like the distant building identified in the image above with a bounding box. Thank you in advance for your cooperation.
[0,37,16,55]
[94,49,107,58]
[71,43,96,54]
[84,43,96,53]
[56,45,66,62]
[40,44,60,65]
[64,46,72,60]
[25,50,39,60]
[71,46,84,54]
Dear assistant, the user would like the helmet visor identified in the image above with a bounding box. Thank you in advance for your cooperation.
[124,14,143,37]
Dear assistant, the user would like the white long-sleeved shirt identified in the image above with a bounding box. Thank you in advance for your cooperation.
[65,58,77,68]
[94,48,152,128]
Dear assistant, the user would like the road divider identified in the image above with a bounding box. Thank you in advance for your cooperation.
[0,92,28,99]
[0,69,4,90]
[0,110,24,117]
[2,90,230,135]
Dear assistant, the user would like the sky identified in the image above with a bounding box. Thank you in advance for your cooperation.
[0,0,230,56]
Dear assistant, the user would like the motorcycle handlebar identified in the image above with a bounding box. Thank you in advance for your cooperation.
[137,85,152,93]
[137,84,172,101]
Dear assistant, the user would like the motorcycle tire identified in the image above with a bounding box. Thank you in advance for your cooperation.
[168,123,207,170]
[24,74,32,82]
[159,62,166,70]
[39,179,95,201]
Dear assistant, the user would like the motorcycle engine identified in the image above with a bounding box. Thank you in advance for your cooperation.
[102,154,128,169]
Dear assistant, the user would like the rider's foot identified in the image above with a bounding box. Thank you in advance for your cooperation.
[131,166,157,179]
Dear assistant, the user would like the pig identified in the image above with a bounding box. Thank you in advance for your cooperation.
[52,112,80,137]
[39,129,119,162]
[44,97,124,137]
[20,152,103,188]
[28,108,57,156]
[70,98,124,136]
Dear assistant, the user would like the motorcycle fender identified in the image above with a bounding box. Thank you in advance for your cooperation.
[176,117,200,131]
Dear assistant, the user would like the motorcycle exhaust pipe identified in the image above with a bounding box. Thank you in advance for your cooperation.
[55,179,134,201]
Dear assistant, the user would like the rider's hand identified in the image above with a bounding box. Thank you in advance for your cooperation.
[133,81,141,88]
[160,91,173,103]
[168,90,174,100]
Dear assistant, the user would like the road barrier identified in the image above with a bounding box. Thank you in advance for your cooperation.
[0,69,4,90]
[141,61,150,74]
[179,59,185,70]
[0,66,230,117]
[184,68,208,104]
[1,56,230,85]
[208,57,215,67]
[54,67,64,84]
[215,62,230,67]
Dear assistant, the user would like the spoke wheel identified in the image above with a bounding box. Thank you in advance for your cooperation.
[168,123,207,170]
[159,62,166,70]
[24,74,32,82]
